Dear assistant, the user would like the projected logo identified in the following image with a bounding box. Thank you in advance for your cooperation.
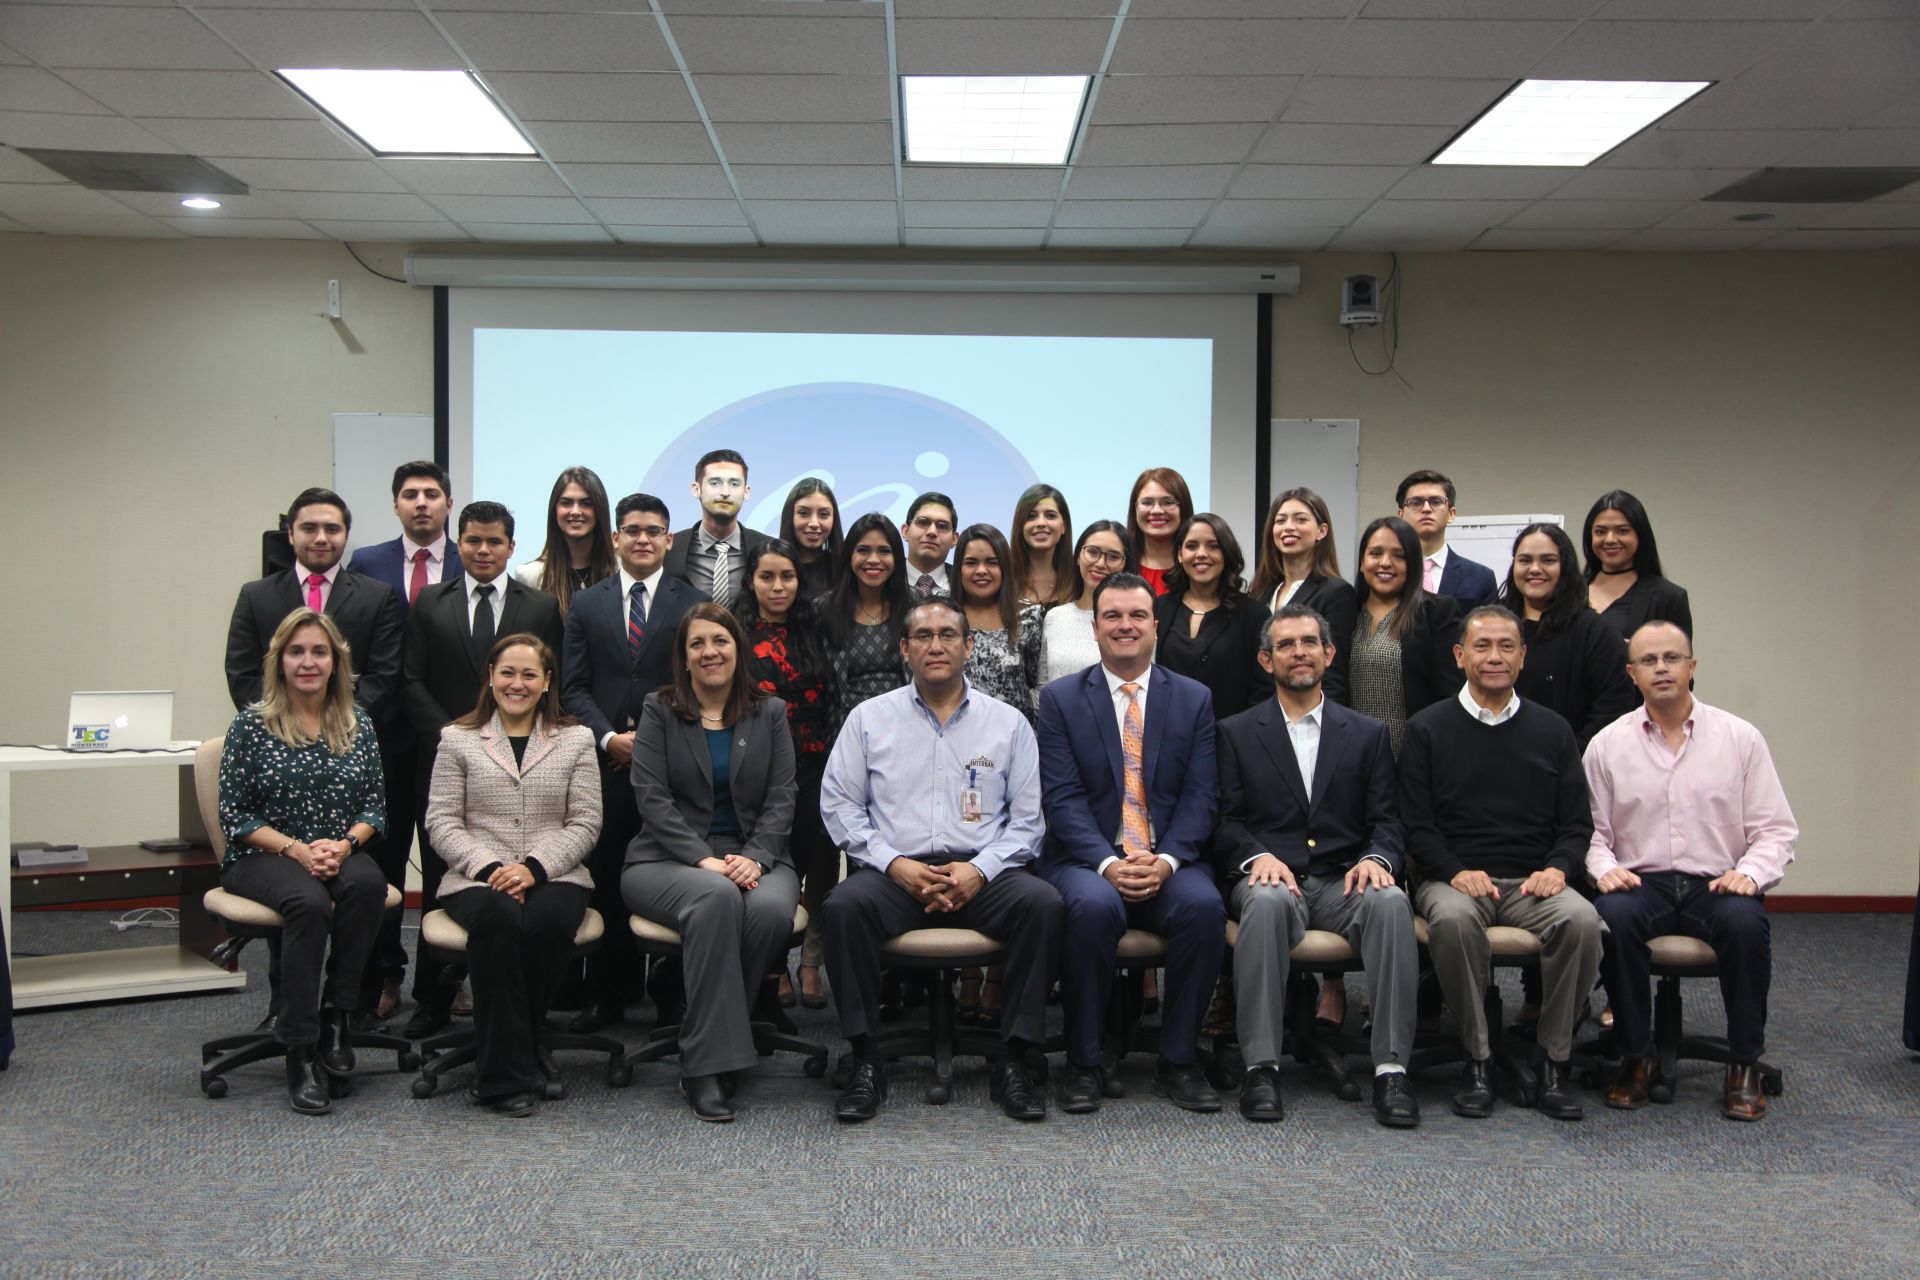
[639,382,1041,536]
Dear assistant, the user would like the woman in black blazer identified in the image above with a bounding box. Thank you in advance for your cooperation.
[1348,516,1462,756]
[1249,486,1359,705]
[1582,489,1694,643]
[1154,514,1271,721]
[1502,522,1639,750]
[620,603,799,1122]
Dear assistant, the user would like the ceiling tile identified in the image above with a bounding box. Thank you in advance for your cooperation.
[1546,167,1752,201]
[1527,20,1805,80]
[709,122,892,165]
[0,181,153,223]
[1756,227,1920,249]
[195,9,462,70]
[1779,127,1920,167]
[1226,164,1406,199]
[747,198,899,239]
[1471,227,1632,250]
[307,219,471,241]
[1111,19,1346,76]
[0,6,251,70]
[486,72,698,123]
[1187,222,1341,249]
[895,18,1116,74]
[210,157,405,193]
[0,146,67,182]
[1283,76,1507,127]
[1053,198,1214,227]
[138,118,365,160]
[1386,166,1574,199]
[0,65,109,114]
[436,12,678,74]
[1811,201,1920,228]
[1503,199,1684,229]
[1249,123,1453,165]
[672,16,889,74]
[1610,226,1781,249]
[1318,19,1577,78]
[105,189,295,218]
[902,166,1063,199]
[1595,0,1834,16]
[904,198,1057,227]
[732,164,896,199]
[560,162,736,198]
[1862,89,1920,129]
[426,194,597,224]
[579,196,748,224]
[158,215,323,238]
[262,191,448,221]
[467,222,615,243]
[1198,197,1373,234]
[1065,165,1235,199]
[1328,224,1478,250]
[0,110,180,152]
[1077,122,1266,165]
[694,73,892,123]
[609,223,758,245]
[1090,75,1298,126]
[658,0,889,13]
[529,122,719,164]
[0,42,26,68]
[1143,0,1358,13]
[1656,199,1848,229]
[903,228,1049,248]
[1661,25,1919,130]
[1358,0,1592,14]
[1046,226,1197,248]
[375,159,571,197]
[1598,127,1820,168]
[1337,197,1531,242]
[895,0,1123,16]
[55,69,310,120]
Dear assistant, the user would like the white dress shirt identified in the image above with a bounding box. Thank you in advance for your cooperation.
[403,532,451,585]
[463,571,505,631]
[1095,661,1176,877]
[1457,682,1521,725]
[600,563,666,749]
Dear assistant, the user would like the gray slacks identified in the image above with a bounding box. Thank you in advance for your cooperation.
[621,859,801,1077]
[1230,874,1417,1070]
[1414,877,1602,1063]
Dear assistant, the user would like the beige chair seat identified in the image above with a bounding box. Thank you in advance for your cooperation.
[1116,928,1167,962]
[1224,918,1433,953]
[204,881,401,930]
[879,926,1002,961]
[424,905,607,952]
[1649,934,1719,968]
[629,903,809,948]
[1487,925,1543,957]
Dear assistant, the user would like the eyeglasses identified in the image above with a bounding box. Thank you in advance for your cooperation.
[1631,652,1692,669]
[1400,496,1449,511]
[619,523,668,539]
[910,516,954,534]
[1080,547,1127,567]
[907,629,964,645]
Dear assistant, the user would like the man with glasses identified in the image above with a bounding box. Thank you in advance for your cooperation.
[1396,470,1495,609]
[821,596,1062,1123]
[562,493,708,1031]
[903,492,959,598]
[1585,621,1796,1121]
[664,449,766,612]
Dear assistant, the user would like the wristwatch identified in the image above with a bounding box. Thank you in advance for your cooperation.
[344,833,361,852]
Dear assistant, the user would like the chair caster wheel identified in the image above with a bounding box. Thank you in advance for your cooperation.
[411,1076,437,1099]
[543,1079,567,1101]
[926,1082,951,1105]
[201,1076,227,1099]
[1763,1075,1783,1097]
[1335,1079,1363,1103]
[607,1064,633,1088]
[1648,1082,1673,1105]
[804,1055,828,1079]
[398,1051,421,1072]
[327,1075,352,1099]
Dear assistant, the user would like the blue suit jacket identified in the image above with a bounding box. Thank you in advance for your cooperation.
[1036,662,1217,871]
[1436,551,1496,610]
[348,536,464,619]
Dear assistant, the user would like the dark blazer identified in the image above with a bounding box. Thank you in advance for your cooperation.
[225,567,404,714]
[1353,593,1464,722]
[560,572,709,745]
[347,536,463,619]
[663,523,771,591]
[1270,574,1359,706]
[1213,697,1404,880]
[1516,606,1640,750]
[1597,575,1693,645]
[402,575,564,785]
[625,693,796,870]
[1036,663,1218,871]
[1436,551,1497,610]
[1153,592,1272,721]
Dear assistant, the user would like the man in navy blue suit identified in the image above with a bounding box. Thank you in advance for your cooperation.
[1037,572,1226,1114]
[1396,469,1496,610]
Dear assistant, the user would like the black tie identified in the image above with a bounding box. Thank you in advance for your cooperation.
[472,583,496,661]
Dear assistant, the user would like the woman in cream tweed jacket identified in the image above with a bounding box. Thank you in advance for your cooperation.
[427,632,601,1116]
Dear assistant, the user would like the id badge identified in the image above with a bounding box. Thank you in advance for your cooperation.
[959,787,983,823]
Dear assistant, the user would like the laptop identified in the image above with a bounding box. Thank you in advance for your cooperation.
[66,691,175,751]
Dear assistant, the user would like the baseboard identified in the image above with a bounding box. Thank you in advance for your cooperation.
[1766,895,1915,913]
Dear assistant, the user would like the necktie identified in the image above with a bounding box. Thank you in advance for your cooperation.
[711,541,730,609]
[306,573,325,612]
[1423,557,1440,593]
[408,547,430,605]
[471,583,495,660]
[916,573,937,598]
[1119,682,1151,856]
[627,581,648,664]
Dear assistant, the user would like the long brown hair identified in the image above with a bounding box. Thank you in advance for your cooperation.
[1163,513,1249,611]
[1126,466,1192,552]
[1250,486,1341,603]
[532,466,616,614]
[1353,516,1428,643]
[1008,483,1075,608]
[256,608,359,753]
[450,633,575,732]
[657,603,765,726]
[954,523,1024,645]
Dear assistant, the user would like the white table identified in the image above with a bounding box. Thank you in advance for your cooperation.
[3,742,246,1008]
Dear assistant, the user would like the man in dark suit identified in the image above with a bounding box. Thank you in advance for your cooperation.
[399,500,563,1038]
[562,492,709,1030]
[347,460,462,1020]
[903,491,958,597]
[661,448,767,612]
[1396,469,1496,609]
[1037,572,1226,1114]
[1215,604,1419,1128]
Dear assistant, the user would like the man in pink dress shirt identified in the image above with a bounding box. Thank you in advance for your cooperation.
[1584,621,1798,1121]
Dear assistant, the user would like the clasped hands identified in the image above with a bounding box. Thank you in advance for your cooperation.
[286,838,351,880]
[889,857,985,913]
[1103,852,1172,903]
[699,854,764,889]
[486,862,538,902]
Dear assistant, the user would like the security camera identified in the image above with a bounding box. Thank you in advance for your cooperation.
[1341,274,1382,328]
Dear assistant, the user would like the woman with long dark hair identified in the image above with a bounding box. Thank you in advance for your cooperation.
[1248,487,1359,704]
[1581,490,1693,643]
[1156,514,1270,721]
[778,478,845,602]
[1502,522,1638,749]
[1039,520,1135,687]
[821,512,911,725]
[956,523,1043,723]
[1009,483,1075,608]
[513,466,616,615]
[1347,516,1462,755]
[1126,466,1193,596]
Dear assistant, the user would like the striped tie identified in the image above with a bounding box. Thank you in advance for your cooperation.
[1119,682,1151,856]
[627,581,648,665]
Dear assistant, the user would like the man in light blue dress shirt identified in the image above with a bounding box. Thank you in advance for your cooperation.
[821,596,1064,1123]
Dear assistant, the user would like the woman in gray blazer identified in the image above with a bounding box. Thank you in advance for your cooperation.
[426,633,601,1118]
[622,603,799,1122]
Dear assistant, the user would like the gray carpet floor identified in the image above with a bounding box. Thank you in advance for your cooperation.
[3,909,1917,1279]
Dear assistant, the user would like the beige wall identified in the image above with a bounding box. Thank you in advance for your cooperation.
[2,235,1913,894]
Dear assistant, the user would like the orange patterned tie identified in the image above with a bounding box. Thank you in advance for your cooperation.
[1120,683,1151,856]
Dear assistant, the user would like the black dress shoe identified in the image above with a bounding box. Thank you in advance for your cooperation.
[1058,1064,1105,1114]
[489,1091,539,1118]
[1153,1060,1222,1113]
[835,1059,887,1122]
[318,1008,356,1074]
[402,1003,451,1041]
[719,1071,738,1101]
[1373,1071,1420,1128]
[285,1044,332,1115]
[1537,1059,1584,1122]
[1238,1065,1283,1123]
[683,1074,736,1122]
[1453,1059,1495,1119]
[990,1060,1047,1121]
[254,1012,278,1035]
[568,999,619,1034]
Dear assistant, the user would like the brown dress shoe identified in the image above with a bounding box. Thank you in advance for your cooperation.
[375,979,401,1022]
[1605,1056,1654,1110]
[1723,1063,1767,1121]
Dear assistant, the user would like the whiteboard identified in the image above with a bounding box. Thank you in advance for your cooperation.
[1449,513,1563,587]
[1268,419,1361,575]
[332,412,435,560]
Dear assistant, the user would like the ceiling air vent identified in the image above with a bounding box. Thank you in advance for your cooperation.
[15,149,249,195]
[1703,167,1920,204]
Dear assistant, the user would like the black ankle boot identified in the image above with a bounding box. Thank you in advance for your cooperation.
[318,1008,355,1074]
[286,1043,332,1115]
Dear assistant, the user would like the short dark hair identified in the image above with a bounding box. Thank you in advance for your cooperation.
[904,594,969,641]
[288,487,351,532]
[694,449,747,483]
[390,460,449,500]
[906,491,957,526]
[615,492,671,526]
[457,500,514,540]
[1395,469,1457,508]
[1460,603,1524,641]
[1267,604,1331,649]
[1091,571,1153,613]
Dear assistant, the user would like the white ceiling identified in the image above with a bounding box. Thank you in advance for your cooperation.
[0,0,1917,251]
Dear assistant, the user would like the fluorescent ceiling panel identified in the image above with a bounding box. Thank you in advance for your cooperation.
[276,69,536,158]
[901,74,1090,166]
[1431,79,1711,167]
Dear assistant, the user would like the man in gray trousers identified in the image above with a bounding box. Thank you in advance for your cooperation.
[1213,605,1419,1128]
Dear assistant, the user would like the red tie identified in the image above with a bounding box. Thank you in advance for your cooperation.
[306,573,325,611]
[408,547,430,604]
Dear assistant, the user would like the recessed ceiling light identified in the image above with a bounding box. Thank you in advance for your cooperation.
[179,197,222,210]
[276,69,536,159]
[901,74,1091,166]
[1431,79,1712,167]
